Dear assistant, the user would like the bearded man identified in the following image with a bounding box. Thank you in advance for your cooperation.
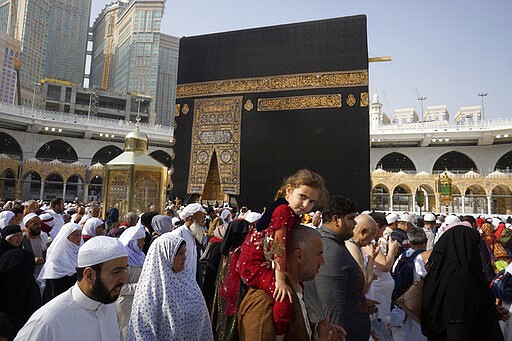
[15,236,128,340]
[171,203,207,286]
[21,213,48,278]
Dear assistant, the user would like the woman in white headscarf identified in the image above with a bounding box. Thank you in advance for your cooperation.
[0,210,15,229]
[82,217,105,242]
[127,233,213,341]
[37,222,82,303]
[117,225,146,341]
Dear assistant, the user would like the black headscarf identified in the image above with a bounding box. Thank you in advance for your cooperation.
[140,211,159,254]
[0,249,42,339]
[220,219,250,256]
[0,224,22,259]
[421,225,503,340]
[105,208,119,226]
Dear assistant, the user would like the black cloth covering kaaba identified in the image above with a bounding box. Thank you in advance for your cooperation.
[174,15,370,210]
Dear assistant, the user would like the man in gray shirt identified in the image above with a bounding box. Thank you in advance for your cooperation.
[305,195,372,341]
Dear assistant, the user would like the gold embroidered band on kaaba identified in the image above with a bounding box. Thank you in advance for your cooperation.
[176,70,368,99]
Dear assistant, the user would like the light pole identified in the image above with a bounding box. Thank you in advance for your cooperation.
[31,82,39,108]
[478,92,487,121]
[87,89,96,120]
[417,96,427,120]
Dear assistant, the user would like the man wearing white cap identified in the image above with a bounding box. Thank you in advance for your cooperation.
[423,213,436,251]
[21,213,48,278]
[391,213,415,253]
[171,202,206,286]
[15,236,128,341]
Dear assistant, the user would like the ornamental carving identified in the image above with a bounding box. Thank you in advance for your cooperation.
[244,99,254,111]
[346,94,356,107]
[187,96,242,195]
[199,130,233,144]
[106,170,130,214]
[360,92,369,107]
[257,94,342,112]
[176,70,368,98]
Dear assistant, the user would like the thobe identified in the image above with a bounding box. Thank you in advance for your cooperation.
[14,284,120,341]
[171,225,198,277]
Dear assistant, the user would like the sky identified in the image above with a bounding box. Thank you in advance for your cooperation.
[91,0,512,120]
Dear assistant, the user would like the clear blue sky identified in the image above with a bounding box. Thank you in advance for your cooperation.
[92,0,512,120]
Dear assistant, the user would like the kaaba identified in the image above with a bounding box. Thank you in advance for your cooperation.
[173,15,370,211]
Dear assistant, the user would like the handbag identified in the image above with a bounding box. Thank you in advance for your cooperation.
[393,277,424,323]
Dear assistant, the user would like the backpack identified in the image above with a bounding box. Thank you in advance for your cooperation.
[391,249,424,301]
[490,268,512,302]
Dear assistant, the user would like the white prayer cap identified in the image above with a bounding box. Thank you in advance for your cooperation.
[78,236,128,267]
[398,213,414,224]
[423,213,436,222]
[119,225,146,246]
[179,203,205,220]
[386,213,398,225]
[23,213,39,226]
[445,215,461,225]
[245,211,262,224]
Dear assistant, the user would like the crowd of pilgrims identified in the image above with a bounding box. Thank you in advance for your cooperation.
[0,169,512,340]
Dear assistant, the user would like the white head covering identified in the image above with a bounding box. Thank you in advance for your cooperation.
[127,233,213,340]
[82,217,104,237]
[119,225,146,267]
[220,209,232,224]
[244,211,262,224]
[119,225,146,246]
[78,235,128,268]
[386,213,398,225]
[151,215,173,235]
[38,222,82,280]
[178,203,205,220]
[0,211,15,229]
[22,213,38,226]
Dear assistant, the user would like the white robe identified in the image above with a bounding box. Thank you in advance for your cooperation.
[14,284,120,341]
[171,225,197,277]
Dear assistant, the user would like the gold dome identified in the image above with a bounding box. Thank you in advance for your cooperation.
[124,130,149,152]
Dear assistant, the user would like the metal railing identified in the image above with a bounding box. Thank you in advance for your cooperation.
[0,102,173,136]
[371,118,512,135]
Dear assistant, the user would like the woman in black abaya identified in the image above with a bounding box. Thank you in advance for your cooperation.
[421,225,504,340]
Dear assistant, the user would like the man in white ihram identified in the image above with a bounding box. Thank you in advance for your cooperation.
[15,236,128,341]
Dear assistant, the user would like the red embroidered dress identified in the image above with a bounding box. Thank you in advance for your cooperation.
[236,203,301,335]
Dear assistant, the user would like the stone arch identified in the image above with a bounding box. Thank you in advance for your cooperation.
[88,175,103,202]
[371,184,390,211]
[65,174,84,202]
[495,150,512,172]
[462,184,487,215]
[43,172,64,201]
[432,151,477,174]
[392,184,412,212]
[376,152,416,173]
[36,140,78,163]
[22,171,42,200]
[0,168,16,200]
[415,183,436,213]
[0,132,22,160]
[150,149,173,167]
[491,185,512,215]
[91,145,123,165]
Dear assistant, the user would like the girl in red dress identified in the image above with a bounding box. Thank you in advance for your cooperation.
[236,169,328,338]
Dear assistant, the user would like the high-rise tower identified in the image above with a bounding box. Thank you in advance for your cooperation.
[90,0,178,125]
